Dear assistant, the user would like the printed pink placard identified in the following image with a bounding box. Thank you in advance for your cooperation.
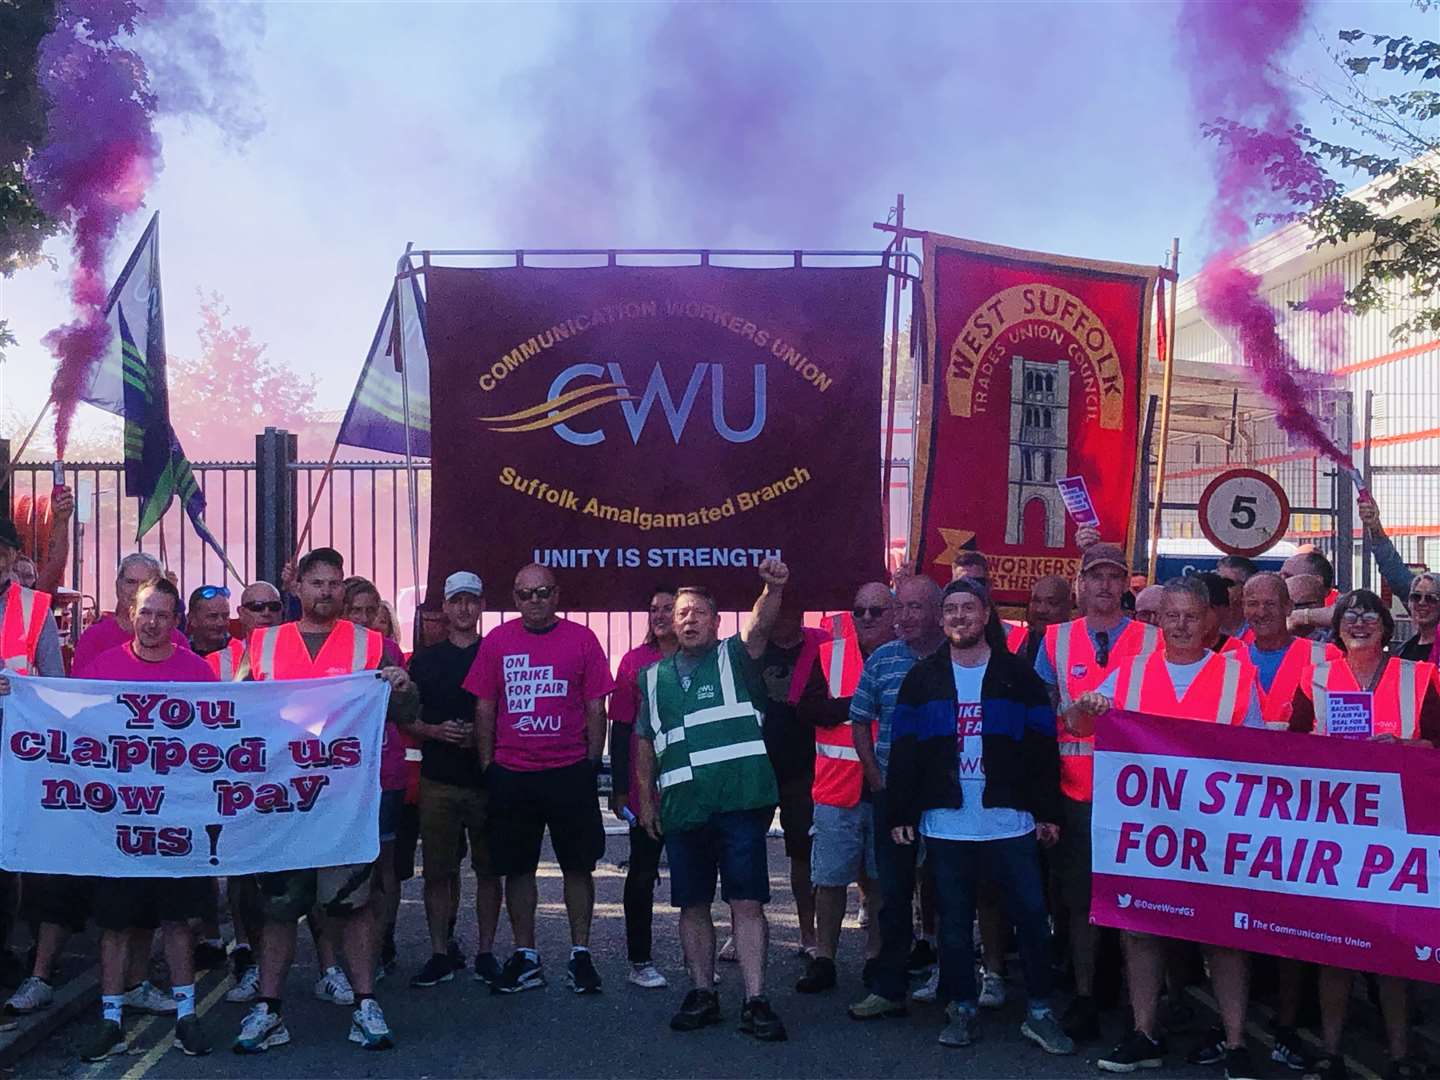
[1091,709,1440,983]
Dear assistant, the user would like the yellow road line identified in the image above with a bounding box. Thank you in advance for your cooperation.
[118,977,230,1080]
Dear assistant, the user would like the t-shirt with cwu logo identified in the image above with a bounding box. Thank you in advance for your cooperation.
[463,618,615,772]
[919,659,1035,842]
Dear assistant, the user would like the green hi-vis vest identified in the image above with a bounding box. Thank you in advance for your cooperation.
[641,636,779,833]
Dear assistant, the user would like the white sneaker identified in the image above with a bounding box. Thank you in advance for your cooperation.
[717,936,737,963]
[314,965,355,1006]
[124,980,177,1014]
[348,998,393,1050]
[4,976,53,1014]
[233,1002,290,1054]
[978,969,1007,1009]
[626,963,668,989]
[911,967,940,1003]
[224,965,261,1004]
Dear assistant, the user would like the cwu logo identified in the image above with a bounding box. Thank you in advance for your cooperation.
[481,362,767,447]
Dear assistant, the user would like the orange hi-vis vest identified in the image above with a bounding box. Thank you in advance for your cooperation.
[1255,637,1340,730]
[1,581,51,675]
[1303,657,1434,740]
[812,613,868,809]
[204,638,246,681]
[1047,617,1159,803]
[1113,649,1253,726]
[1219,635,1248,657]
[1005,621,1029,654]
[250,620,382,681]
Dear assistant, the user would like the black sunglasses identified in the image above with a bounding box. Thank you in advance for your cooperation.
[242,600,283,614]
[852,605,889,619]
[515,586,556,602]
[195,585,230,601]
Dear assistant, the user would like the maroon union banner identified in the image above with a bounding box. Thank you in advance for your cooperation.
[423,265,888,610]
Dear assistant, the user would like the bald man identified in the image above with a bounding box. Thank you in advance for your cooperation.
[1017,576,1072,665]
[238,582,284,640]
[797,582,895,993]
[468,565,614,995]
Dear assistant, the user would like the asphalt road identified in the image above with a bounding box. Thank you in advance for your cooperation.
[7,832,1374,1079]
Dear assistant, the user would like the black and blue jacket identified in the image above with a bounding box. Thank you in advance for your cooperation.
[885,643,1061,830]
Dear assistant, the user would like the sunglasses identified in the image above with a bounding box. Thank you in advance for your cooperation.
[195,585,230,601]
[1411,593,1440,605]
[852,605,889,619]
[242,600,283,614]
[515,586,556,602]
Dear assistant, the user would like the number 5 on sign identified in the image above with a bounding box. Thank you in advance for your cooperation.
[1197,469,1291,558]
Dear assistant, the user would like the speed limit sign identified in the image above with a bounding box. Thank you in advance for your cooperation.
[1197,469,1291,558]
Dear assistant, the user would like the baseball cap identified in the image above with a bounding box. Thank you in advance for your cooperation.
[942,576,991,605]
[0,519,20,551]
[444,571,483,600]
[1079,542,1129,574]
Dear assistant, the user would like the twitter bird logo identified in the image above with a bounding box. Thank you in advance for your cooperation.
[1416,945,1433,962]
[1117,894,1132,909]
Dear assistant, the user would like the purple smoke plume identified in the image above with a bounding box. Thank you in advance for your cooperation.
[30,0,261,454]
[1178,0,1357,471]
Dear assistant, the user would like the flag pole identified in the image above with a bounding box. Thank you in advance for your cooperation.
[2,395,55,491]
[1147,237,1181,583]
[394,250,423,644]
[880,194,905,560]
[293,438,340,558]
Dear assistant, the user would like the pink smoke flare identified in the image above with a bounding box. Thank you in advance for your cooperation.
[29,0,262,455]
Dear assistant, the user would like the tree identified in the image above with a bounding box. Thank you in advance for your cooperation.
[167,292,318,459]
[1206,11,1439,341]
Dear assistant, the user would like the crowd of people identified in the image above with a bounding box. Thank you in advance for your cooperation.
[0,491,1433,1078]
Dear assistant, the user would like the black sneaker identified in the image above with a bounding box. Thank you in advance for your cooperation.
[1384,1058,1429,1080]
[473,952,503,987]
[79,1020,127,1062]
[670,989,721,1032]
[410,954,455,988]
[1307,1054,1349,1080]
[492,951,545,995]
[795,956,837,994]
[739,995,788,1042]
[230,946,254,982]
[1061,994,1102,1042]
[1187,1026,1227,1065]
[1271,1026,1312,1072]
[1098,1029,1167,1073]
[906,939,937,976]
[566,951,602,994]
[1224,1045,1258,1080]
[174,1014,212,1056]
[193,940,227,970]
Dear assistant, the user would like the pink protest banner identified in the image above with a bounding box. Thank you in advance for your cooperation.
[1092,710,1440,983]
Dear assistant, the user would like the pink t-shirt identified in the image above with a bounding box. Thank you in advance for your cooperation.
[464,618,615,771]
[73,616,189,674]
[612,643,664,814]
[378,638,408,792]
[76,641,218,682]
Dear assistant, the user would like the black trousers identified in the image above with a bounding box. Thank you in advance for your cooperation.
[624,825,665,963]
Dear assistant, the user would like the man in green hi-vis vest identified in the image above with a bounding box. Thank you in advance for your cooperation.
[635,558,790,1042]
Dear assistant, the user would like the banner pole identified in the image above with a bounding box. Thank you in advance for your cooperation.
[394,258,423,643]
[881,194,905,563]
[2,395,54,492]
[293,438,340,559]
[1147,237,1181,583]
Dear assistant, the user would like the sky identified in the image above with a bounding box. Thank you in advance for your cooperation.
[2,0,1430,448]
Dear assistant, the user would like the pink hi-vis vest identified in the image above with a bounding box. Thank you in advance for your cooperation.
[0,582,50,676]
[204,638,246,682]
[249,620,383,680]
[1303,657,1433,740]
[810,612,868,809]
[1113,649,1253,726]
[1256,637,1340,730]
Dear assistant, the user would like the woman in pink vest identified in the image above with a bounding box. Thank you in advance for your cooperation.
[1289,590,1440,1080]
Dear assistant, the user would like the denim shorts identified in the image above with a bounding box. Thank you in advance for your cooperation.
[810,801,878,886]
[665,806,773,909]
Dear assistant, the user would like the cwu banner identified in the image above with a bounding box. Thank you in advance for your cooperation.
[910,234,1158,605]
[422,265,888,610]
[1092,710,1440,984]
[0,674,388,877]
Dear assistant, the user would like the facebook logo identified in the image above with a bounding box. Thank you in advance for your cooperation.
[1233,913,1250,930]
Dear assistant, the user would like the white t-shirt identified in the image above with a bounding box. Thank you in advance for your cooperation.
[1097,657,1264,728]
[920,659,1036,842]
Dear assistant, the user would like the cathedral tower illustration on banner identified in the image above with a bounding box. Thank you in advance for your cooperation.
[1006,357,1069,547]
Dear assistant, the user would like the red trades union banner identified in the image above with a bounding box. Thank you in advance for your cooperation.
[1093,710,1440,984]
[910,234,1159,604]
[422,265,888,610]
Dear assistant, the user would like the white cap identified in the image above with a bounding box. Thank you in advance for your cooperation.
[444,571,483,600]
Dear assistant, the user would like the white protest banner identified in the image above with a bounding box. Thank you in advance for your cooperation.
[0,672,389,877]
[1056,476,1100,527]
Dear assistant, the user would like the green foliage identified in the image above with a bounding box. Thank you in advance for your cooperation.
[0,0,59,276]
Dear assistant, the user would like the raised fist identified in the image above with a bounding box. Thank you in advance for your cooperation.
[758,558,790,588]
[51,487,75,522]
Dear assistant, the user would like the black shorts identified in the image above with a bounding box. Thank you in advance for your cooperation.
[485,760,605,876]
[394,801,421,882]
[20,874,96,933]
[95,877,213,932]
[777,775,814,861]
